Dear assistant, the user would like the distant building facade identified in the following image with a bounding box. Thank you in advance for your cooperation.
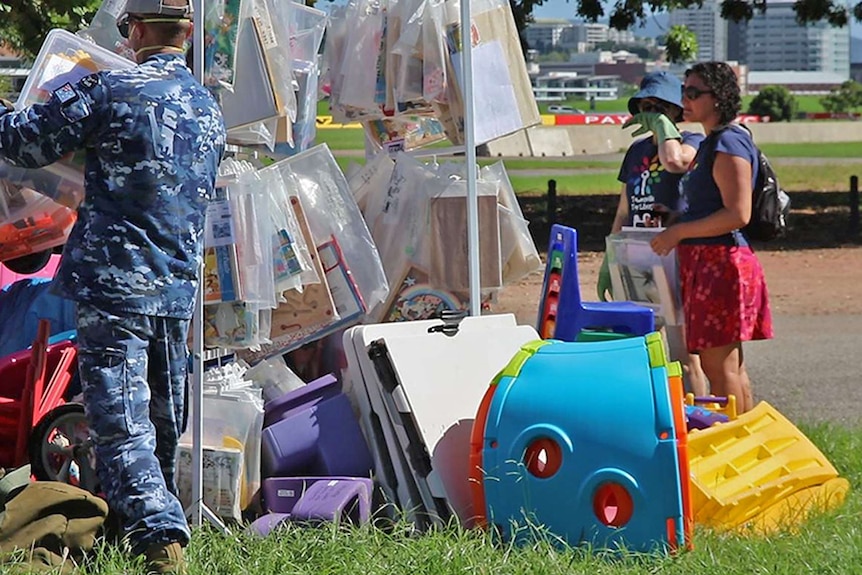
[524,19,573,52]
[742,1,850,77]
[669,0,728,61]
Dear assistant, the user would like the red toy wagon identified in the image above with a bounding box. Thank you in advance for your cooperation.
[0,319,96,491]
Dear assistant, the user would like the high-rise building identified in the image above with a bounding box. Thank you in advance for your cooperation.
[742,1,850,76]
[669,0,728,61]
[524,19,573,52]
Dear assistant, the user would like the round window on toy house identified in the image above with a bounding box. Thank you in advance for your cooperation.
[592,482,634,528]
[523,437,562,479]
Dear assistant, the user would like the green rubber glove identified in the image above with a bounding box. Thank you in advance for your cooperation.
[597,252,613,302]
[623,112,682,142]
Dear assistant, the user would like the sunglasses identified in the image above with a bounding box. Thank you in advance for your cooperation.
[682,86,714,100]
[639,101,669,114]
[116,14,138,39]
[116,14,188,39]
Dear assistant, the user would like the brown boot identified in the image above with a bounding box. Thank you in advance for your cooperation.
[145,542,186,574]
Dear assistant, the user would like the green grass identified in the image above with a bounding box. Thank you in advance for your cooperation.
[511,173,620,195]
[16,422,860,574]
[761,142,862,158]
[509,163,861,195]
[769,163,862,192]
[535,94,839,116]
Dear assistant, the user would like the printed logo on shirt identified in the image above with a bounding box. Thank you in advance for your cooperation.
[627,153,666,227]
[631,153,665,197]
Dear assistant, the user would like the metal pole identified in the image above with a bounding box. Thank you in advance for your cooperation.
[850,175,859,236]
[189,0,205,528]
[460,0,480,316]
[547,178,557,225]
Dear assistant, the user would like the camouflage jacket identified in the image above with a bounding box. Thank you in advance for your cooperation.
[0,53,226,319]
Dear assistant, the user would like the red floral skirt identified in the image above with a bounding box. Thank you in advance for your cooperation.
[677,244,773,352]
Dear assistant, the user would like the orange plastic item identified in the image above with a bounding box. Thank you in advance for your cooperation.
[666,362,694,550]
[0,207,76,262]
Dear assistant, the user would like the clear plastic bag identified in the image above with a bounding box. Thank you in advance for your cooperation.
[76,0,136,60]
[265,144,389,311]
[264,168,316,295]
[332,0,387,121]
[481,161,542,285]
[205,0,252,91]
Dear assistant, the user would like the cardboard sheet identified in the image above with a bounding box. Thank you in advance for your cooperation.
[428,184,502,291]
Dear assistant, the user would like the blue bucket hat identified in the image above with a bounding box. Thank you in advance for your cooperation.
[627,71,684,115]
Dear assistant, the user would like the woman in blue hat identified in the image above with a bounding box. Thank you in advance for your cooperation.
[597,70,707,396]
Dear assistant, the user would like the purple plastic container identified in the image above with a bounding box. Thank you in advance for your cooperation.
[263,373,340,429]
[260,393,373,479]
[248,513,291,537]
[291,477,373,524]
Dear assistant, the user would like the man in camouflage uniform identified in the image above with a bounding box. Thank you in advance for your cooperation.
[0,0,225,572]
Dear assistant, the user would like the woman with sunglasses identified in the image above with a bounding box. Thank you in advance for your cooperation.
[650,61,773,414]
[597,70,708,396]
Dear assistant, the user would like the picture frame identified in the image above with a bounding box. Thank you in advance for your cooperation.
[606,228,683,327]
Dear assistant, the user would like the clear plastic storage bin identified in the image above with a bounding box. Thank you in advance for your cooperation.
[0,29,133,262]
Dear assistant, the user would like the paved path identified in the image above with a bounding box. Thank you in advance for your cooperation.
[744,314,862,426]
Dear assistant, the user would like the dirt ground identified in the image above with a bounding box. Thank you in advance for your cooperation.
[495,246,862,324]
[496,191,862,322]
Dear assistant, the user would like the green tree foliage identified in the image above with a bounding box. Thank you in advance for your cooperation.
[748,85,798,121]
[820,81,862,113]
[0,0,102,61]
[0,76,13,99]
[663,25,698,62]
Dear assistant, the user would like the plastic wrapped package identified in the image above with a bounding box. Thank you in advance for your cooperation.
[250,0,298,121]
[241,355,306,403]
[226,118,278,151]
[235,144,387,363]
[262,167,316,296]
[271,58,320,156]
[177,385,264,521]
[389,0,444,111]
[76,0,136,60]
[347,149,395,216]
[363,153,436,319]
[331,0,387,121]
[231,169,277,310]
[320,2,350,106]
[220,15,282,137]
[438,0,540,144]
[205,0,252,91]
[204,300,262,349]
[363,114,447,153]
[265,144,389,311]
[480,161,542,285]
[287,0,328,66]
[421,0,448,103]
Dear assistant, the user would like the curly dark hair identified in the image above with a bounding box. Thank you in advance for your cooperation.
[685,62,741,125]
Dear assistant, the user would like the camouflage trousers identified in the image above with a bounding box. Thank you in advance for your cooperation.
[75,303,191,554]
